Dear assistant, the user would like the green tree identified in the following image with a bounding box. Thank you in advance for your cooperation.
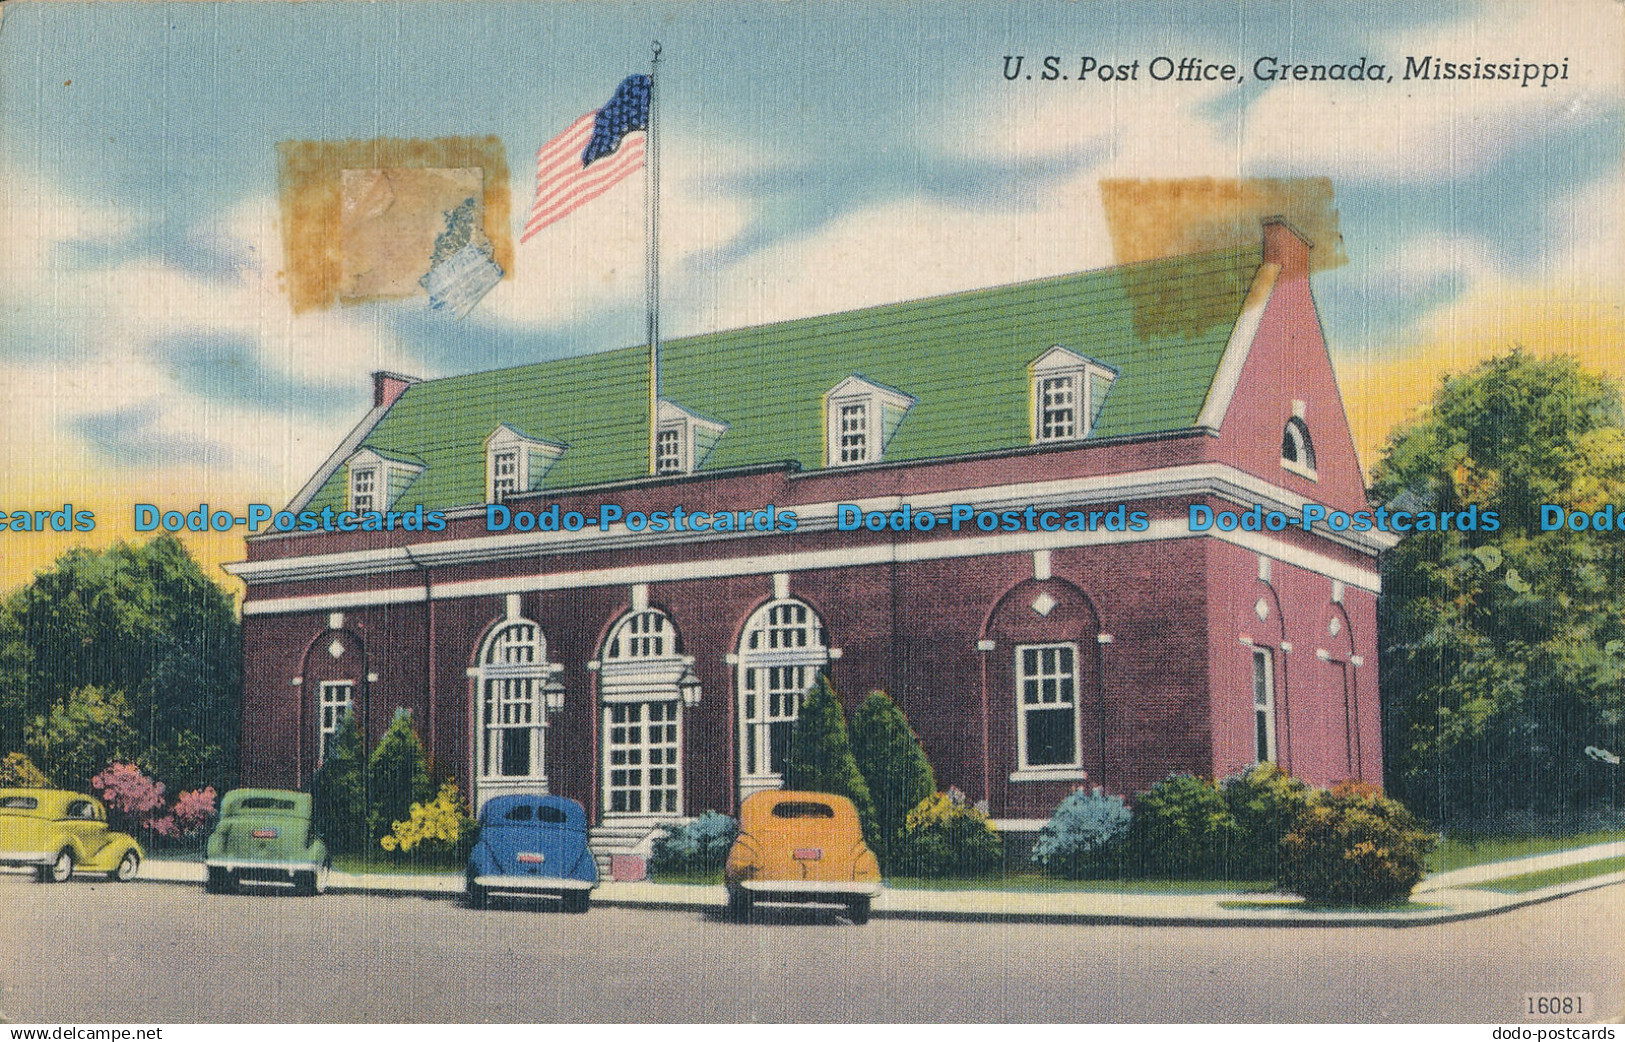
[368,708,433,846]
[23,685,139,791]
[784,675,877,845]
[0,536,240,791]
[312,711,367,856]
[1375,350,1625,827]
[850,691,935,867]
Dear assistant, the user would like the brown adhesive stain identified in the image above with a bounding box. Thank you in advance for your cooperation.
[277,136,512,313]
[1100,177,1345,339]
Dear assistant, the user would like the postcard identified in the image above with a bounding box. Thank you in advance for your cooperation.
[1,0,1622,1028]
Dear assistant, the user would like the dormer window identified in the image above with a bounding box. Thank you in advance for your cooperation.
[654,400,729,478]
[1030,346,1117,444]
[485,425,566,502]
[346,448,424,512]
[824,376,915,468]
[1281,417,1317,479]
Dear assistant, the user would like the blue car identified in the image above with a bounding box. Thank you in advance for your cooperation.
[466,795,598,912]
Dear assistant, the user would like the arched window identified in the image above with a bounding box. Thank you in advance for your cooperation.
[475,619,557,788]
[737,599,830,794]
[1281,418,1317,477]
[598,609,691,816]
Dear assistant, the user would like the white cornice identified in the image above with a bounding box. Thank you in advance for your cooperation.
[225,461,1394,589]
[1196,262,1280,431]
[239,519,1380,617]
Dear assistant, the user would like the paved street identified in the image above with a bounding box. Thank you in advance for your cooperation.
[2,874,1620,1023]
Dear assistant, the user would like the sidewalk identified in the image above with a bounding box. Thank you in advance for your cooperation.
[134,842,1625,927]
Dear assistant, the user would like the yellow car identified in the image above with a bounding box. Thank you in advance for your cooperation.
[724,790,882,924]
[0,789,144,883]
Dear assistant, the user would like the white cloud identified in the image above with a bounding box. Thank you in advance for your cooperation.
[1241,5,1623,180]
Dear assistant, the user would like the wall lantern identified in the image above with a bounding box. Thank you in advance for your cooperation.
[542,674,567,713]
[677,665,703,708]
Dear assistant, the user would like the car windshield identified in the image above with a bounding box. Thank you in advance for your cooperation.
[500,805,569,824]
[0,796,39,810]
[772,801,836,819]
[240,798,297,811]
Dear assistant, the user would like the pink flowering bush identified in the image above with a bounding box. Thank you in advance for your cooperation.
[89,763,218,843]
[153,786,218,839]
[90,762,166,823]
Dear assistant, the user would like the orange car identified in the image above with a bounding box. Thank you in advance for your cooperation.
[724,790,882,923]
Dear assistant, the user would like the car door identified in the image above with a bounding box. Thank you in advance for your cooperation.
[62,799,110,863]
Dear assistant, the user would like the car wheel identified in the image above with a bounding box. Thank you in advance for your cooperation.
[112,850,140,882]
[43,849,73,884]
[727,888,753,922]
[847,896,871,925]
[205,867,235,894]
[313,860,330,895]
[466,873,488,910]
[563,890,590,914]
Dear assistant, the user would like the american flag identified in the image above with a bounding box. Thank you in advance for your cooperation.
[521,75,651,243]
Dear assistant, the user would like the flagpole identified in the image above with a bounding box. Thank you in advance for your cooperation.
[647,40,662,476]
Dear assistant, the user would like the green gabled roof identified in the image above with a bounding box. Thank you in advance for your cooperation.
[307,243,1261,512]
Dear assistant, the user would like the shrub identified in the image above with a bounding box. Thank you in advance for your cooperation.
[0,752,51,787]
[150,786,218,840]
[312,711,367,856]
[1278,780,1438,906]
[784,675,878,846]
[368,708,433,845]
[1220,763,1312,880]
[89,762,167,833]
[379,780,476,863]
[897,789,1004,878]
[1122,774,1245,879]
[1031,788,1132,878]
[850,691,936,869]
[649,810,738,877]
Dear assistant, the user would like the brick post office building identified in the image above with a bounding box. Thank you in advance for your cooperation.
[227,219,1389,851]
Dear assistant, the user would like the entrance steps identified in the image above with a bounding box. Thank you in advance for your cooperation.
[587,819,682,878]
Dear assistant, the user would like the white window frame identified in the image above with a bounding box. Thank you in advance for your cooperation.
[1253,646,1277,764]
[474,619,560,787]
[1030,346,1116,444]
[736,599,830,794]
[484,425,565,503]
[1015,642,1083,772]
[345,448,424,512]
[1281,417,1318,480]
[653,400,728,478]
[595,608,694,817]
[824,376,915,468]
[318,681,354,764]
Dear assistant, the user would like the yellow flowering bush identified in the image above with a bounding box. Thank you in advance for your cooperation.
[380,780,476,862]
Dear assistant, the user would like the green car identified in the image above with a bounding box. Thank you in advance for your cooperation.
[205,788,330,895]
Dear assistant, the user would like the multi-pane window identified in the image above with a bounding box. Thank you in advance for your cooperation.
[605,611,668,659]
[738,600,829,784]
[349,467,376,512]
[1017,644,1079,768]
[477,621,548,781]
[319,681,354,763]
[837,402,870,464]
[1253,647,1276,763]
[490,449,520,501]
[605,701,680,814]
[1039,375,1078,441]
[655,426,683,476]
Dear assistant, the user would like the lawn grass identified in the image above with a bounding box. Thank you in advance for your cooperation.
[1467,854,1625,894]
[1431,829,1625,872]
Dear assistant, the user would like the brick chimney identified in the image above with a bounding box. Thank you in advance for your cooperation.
[1261,216,1312,277]
[372,370,421,409]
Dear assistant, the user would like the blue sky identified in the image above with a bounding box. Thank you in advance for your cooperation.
[0,0,1620,584]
